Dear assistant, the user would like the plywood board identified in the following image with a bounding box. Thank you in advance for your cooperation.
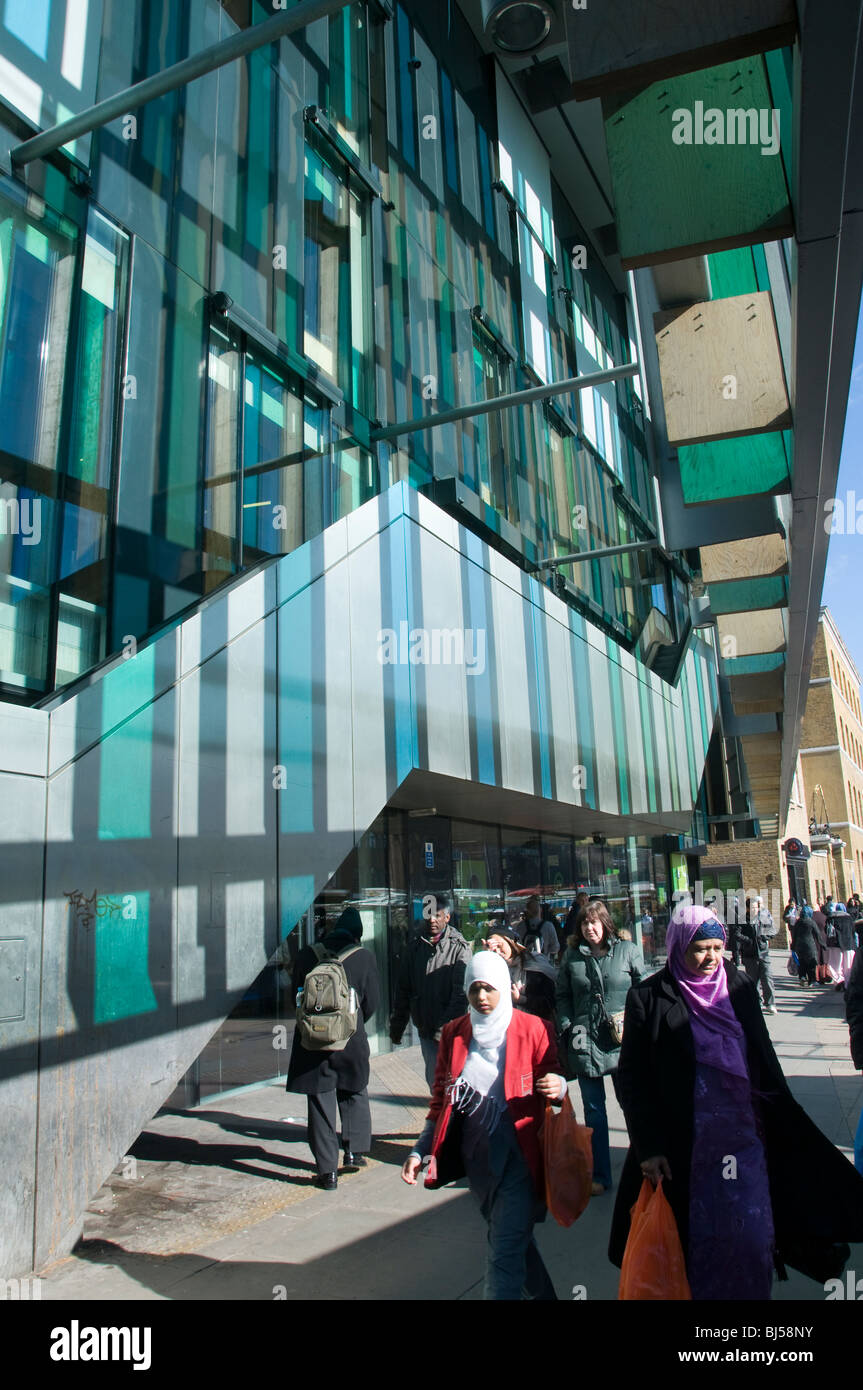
[656,291,790,445]
[700,534,788,582]
[604,58,793,268]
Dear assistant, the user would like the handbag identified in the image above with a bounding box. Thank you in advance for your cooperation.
[787,952,799,977]
[586,952,625,1049]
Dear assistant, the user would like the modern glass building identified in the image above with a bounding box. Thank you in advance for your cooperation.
[1,0,861,1276]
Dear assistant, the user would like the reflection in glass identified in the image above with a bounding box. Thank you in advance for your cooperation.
[303,136,370,413]
[0,186,77,694]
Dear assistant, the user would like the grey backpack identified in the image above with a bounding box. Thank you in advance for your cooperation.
[296,943,361,1051]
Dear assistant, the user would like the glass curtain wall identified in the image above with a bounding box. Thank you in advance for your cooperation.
[0,182,130,700]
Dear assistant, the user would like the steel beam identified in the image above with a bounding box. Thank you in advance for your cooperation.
[11,0,353,169]
[370,362,638,443]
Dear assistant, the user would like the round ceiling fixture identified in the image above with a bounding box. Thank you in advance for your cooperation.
[481,0,555,54]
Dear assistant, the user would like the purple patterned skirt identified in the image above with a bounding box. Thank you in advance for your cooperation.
[687,1063,775,1300]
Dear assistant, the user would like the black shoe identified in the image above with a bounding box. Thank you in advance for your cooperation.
[316,1172,338,1191]
[342,1151,367,1171]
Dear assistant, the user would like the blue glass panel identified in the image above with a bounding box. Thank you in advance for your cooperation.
[4,0,50,59]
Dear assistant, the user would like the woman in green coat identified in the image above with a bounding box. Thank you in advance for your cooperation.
[555,901,645,1194]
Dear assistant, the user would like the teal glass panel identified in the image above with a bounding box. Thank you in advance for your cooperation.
[242,354,304,560]
[94,890,158,1025]
[56,209,129,689]
[332,431,377,522]
[204,324,241,586]
[303,133,372,414]
[0,182,77,696]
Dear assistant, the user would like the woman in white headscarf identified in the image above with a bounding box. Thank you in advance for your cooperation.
[401,950,567,1299]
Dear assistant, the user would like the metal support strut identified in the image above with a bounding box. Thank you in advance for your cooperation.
[370,362,639,443]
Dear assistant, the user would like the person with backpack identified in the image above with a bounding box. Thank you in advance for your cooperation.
[286,906,380,1191]
[513,895,559,961]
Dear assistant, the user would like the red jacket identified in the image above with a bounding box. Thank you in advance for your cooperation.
[424,1010,561,1196]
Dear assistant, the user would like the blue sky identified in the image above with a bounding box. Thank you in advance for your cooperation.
[820,297,863,677]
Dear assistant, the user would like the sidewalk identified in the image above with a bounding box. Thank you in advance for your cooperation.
[35,957,863,1301]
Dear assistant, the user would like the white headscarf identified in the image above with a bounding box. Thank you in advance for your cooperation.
[465,950,513,1047]
[454,950,514,1100]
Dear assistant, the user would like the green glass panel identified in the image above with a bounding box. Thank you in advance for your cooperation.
[94,890,158,1025]
[678,430,790,504]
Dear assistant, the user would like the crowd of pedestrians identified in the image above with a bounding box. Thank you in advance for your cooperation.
[285,886,863,1299]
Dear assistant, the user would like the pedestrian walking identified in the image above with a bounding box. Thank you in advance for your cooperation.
[846,949,863,1175]
[512,895,559,960]
[556,900,644,1195]
[609,905,863,1298]
[783,897,799,929]
[730,895,778,1013]
[401,950,566,1300]
[824,898,857,991]
[389,891,472,1088]
[791,905,820,986]
[286,907,380,1191]
[484,925,556,1020]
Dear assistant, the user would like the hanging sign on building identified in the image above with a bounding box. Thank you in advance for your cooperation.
[424,842,434,868]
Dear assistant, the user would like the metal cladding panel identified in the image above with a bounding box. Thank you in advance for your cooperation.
[490,575,534,796]
[36,688,178,1267]
[654,685,675,811]
[541,593,579,810]
[0,771,46,1276]
[412,528,472,784]
[347,532,396,835]
[587,642,619,814]
[622,665,649,815]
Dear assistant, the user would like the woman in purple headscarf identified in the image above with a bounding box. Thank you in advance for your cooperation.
[608,903,863,1298]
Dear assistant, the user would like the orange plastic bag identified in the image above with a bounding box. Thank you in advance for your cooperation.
[542,1095,593,1227]
[618,1178,692,1300]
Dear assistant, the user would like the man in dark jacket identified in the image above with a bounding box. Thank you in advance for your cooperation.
[286,907,380,1191]
[389,892,472,1088]
[729,896,778,1014]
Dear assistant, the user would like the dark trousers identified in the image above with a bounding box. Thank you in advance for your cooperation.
[463,1115,557,1300]
[306,1088,371,1175]
[744,954,775,1008]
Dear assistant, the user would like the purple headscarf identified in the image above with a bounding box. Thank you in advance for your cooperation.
[666,904,749,1079]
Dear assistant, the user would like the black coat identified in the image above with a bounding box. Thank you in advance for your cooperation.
[791,918,819,972]
[389,924,472,1041]
[826,909,857,952]
[609,961,863,1281]
[847,949,863,1070]
[286,935,380,1095]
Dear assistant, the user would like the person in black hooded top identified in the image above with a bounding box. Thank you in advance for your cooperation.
[287,907,380,1190]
